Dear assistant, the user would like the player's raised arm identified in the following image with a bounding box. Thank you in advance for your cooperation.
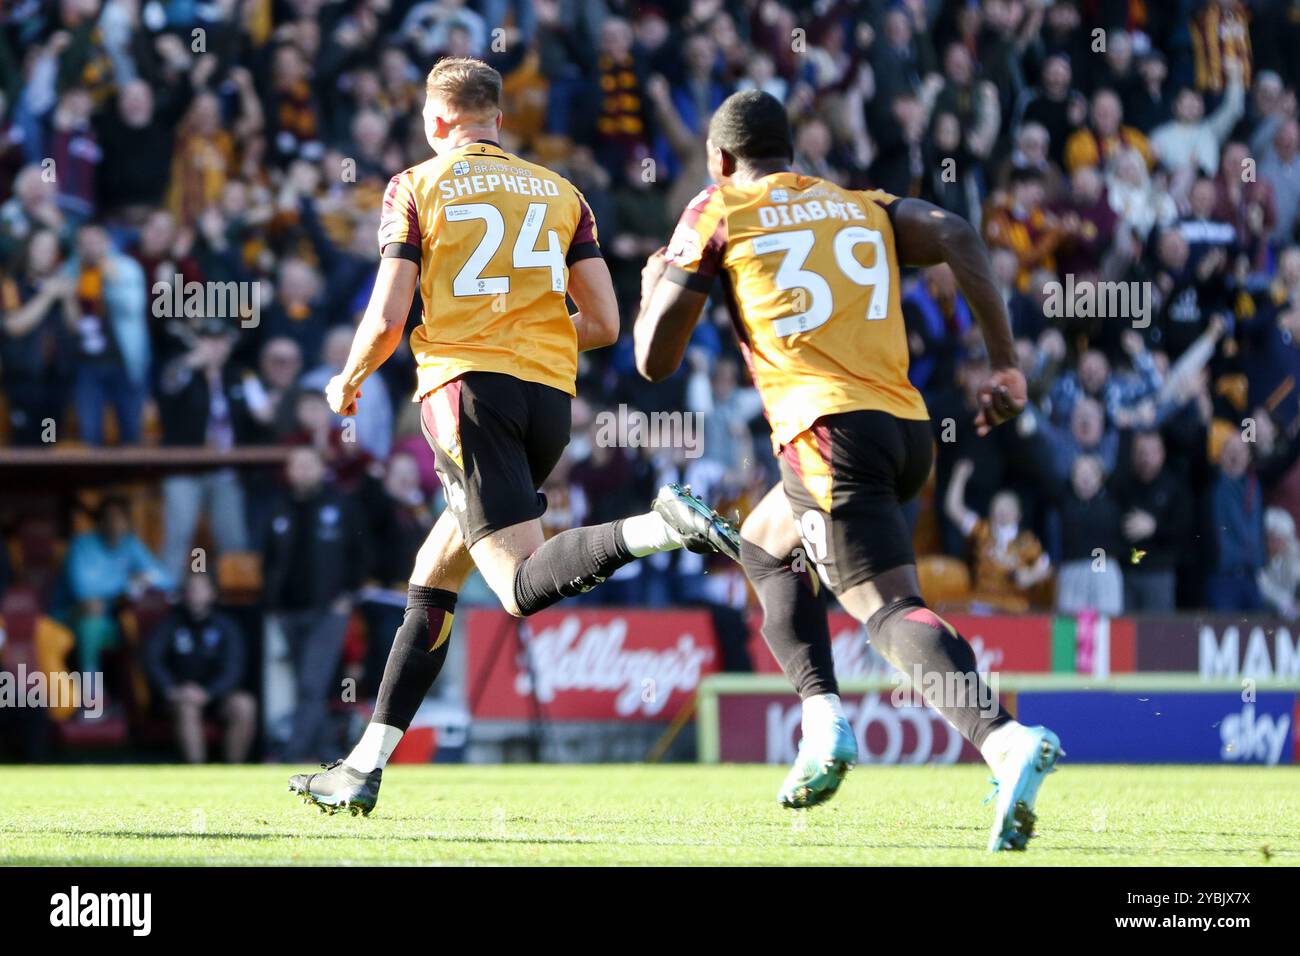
[633,248,709,382]
[567,256,620,352]
[888,197,1025,436]
[325,255,418,416]
[635,183,727,382]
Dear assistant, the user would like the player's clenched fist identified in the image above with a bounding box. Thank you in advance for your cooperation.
[325,374,361,416]
[975,366,1027,436]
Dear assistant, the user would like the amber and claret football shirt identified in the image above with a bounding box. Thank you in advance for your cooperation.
[378,140,601,398]
[663,172,928,450]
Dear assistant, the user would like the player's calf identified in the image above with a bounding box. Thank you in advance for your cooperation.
[478,484,740,618]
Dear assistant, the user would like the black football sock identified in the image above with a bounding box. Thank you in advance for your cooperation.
[370,584,458,730]
[740,539,837,699]
[866,596,1011,750]
[512,521,635,616]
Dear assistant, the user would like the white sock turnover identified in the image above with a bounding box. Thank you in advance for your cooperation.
[801,692,845,741]
[345,722,405,773]
[620,511,684,557]
[978,719,1025,770]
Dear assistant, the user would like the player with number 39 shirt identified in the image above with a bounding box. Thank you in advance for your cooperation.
[635,90,1061,852]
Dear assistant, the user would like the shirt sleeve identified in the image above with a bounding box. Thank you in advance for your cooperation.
[861,188,900,207]
[862,187,902,222]
[567,187,602,264]
[663,185,727,293]
[378,171,422,263]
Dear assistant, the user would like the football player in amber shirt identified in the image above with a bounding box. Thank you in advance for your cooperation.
[635,90,1059,852]
[291,58,740,814]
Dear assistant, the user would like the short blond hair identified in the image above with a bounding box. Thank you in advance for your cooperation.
[425,57,501,120]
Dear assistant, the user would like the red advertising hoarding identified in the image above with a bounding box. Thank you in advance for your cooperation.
[467,608,719,720]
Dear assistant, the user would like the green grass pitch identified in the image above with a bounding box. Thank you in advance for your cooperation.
[1,764,1297,866]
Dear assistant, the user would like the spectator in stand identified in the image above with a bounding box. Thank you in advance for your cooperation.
[262,258,331,366]
[606,148,673,316]
[280,388,376,492]
[1216,140,1276,274]
[263,446,369,761]
[686,354,763,472]
[1,228,75,444]
[266,42,321,169]
[1179,176,1239,265]
[1116,430,1192,611]
[996,121,1064,200]
[568,409,657,606]
[64,224,149,445]
[358,451,435,694]
[671,31,729,144]
[922,110,979,222]
[47,88,100,222]
[1064,88,1152,174]
[932,41,1000,165]
[1018,54,1086,169]
[1151,57,1244,178]
[736,50,787,103]
[870,4,934,108]
[793,117,844,187]
[402,0,488,59]
[991,248,1046,341]
[1052,165,1117,279]
[984,166,1063,291]
[301,325,394,460]
[167,92,236,228]
[65,495,174,675]
[1190,0,1253,97]
[244,337,303,443]
[1258,119,1300,247]
[1259,507,1300,620]
[1105,146,1178,243]
[869,89,927,198]
[589,17,653,176]
[134,209,204,364]
[945,459,1052,612]
[0,166,69,263]
[389,402,442,501]
[1052,455,1125,617]
[1125,51,1173,134]
[1024,395,1120,484]
[94,76,188,222]
[1149,226,1228,359]
[1047,348,1109,426]
[1244,70,1290,149]
[155,320,255,582]
[1206,433,1266,611]
[1055,332,1162,432]
[144,571,256,764]
[904,264,970,400]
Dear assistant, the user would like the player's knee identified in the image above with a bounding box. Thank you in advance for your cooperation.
[224,691,257,724]
[500,590,526,617]
[740,508,779,553]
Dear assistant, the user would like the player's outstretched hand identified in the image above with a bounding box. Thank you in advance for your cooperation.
[325,374,361,417]
[975,366,1027,436]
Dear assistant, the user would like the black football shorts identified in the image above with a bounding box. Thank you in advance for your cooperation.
[779,409,933,594]
[420,371,571,547]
